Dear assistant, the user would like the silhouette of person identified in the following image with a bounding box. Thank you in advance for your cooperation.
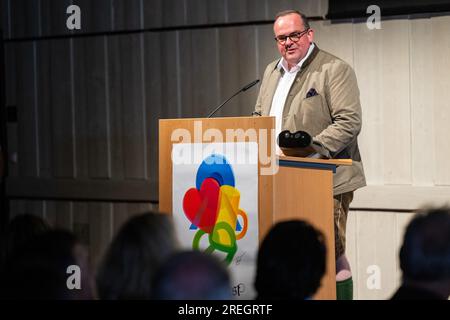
[152,251,231,300]
[254,219,326,299]
[96,211,178,299]
[391,208,450,300]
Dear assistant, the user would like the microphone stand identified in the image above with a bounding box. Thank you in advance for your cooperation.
[207,91,242,118]
[206,79,260,118]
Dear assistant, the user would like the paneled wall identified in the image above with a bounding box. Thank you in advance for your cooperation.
[2,0,328,39]
[3,0,328,202]
[3,0,450,299]
[346,210,415,300]
[314,17,450,299]
[314,17,450,188]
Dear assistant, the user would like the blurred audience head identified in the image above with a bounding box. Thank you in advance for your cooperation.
[1,229,93,299]
[0,214,50,268]
[255,219,327,300]
[397,207,450,299]
[152,251,231,300]
[96,211,178,299]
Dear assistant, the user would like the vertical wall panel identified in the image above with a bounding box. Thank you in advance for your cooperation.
[189,29,220,117]
[353,210,370,300]
[107,36,125,179]
[44,201,73,230]
[177,30,194,117]
[5,43,18,177]
[354,211,399,299]
[72,38,87,178]
[207,0,227,24]
[298,0,327,17]
[72,202,90,254]
[353,23,383,185]
[186,0,208,25]
[25,200,45,219]
[77,0,113,33]
[162,0,186,27]
[112,0,142,31]
[256,24,279,81]
[111,203,128,234]
[2,0,10,38]
[144,32,163,190]
[10,0,40,38]
[6,120,18,177]
[218,26,260,117]
[4,44,15,107]
[410,19,435,186]
[72,202,112,270]
[345,210,359,299]
[347,210,415,300]
[108,34,146,179]
[120,34,146,179]
[50,40,75,178]
[375,212,400,299]
[217,27,241,117]
[36,41,52,178]
[311,21,354,67]
[224,0,271,23]
[160,31,181,118]
[40,0,73,37]
[432,16,450,185]
[143,0,163,29]
[380,20,411,185]
[317,0,329,18]
[236,27,259,116]
[9,201,24,220]
[88,202,113,269]
[16,42,39,177]
[226,0,249,23]
[267,0,295,18]
[269,0,327,18]
[85,37,111,178]
[247,0,269,21]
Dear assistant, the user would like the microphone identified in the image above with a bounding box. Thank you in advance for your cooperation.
[206,79,260,118]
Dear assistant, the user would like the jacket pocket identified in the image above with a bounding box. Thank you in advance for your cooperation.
[293,94,331,137]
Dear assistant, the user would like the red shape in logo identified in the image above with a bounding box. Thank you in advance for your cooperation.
[182,177,220,234]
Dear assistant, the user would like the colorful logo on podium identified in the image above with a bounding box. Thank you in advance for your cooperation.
[182,154,248,265]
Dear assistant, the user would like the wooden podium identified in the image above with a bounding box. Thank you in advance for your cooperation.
[274,155,351,299]
[159,116,351,300]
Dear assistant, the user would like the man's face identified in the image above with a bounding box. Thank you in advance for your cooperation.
[273,13,314,68]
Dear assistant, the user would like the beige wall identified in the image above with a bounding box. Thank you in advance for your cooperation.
[313,17,450,299]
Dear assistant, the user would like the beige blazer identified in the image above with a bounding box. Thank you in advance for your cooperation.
[254,45,366,195]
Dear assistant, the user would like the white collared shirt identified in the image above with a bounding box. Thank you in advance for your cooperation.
[270,43,315,154]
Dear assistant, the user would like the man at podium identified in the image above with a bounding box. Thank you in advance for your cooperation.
[254,9,366,300]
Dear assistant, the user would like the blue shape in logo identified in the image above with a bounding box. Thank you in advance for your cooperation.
[195,154,235,189]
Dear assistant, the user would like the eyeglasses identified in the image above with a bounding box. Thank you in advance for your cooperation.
[274,29,310,44]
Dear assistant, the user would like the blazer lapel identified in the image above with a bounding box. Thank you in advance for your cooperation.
[282,45,320,119]
[262,65,282,116]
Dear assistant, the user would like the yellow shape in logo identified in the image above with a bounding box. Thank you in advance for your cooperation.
[212,185,248,247]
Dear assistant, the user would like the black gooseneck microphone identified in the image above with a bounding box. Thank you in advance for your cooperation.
[206,79,260,118]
